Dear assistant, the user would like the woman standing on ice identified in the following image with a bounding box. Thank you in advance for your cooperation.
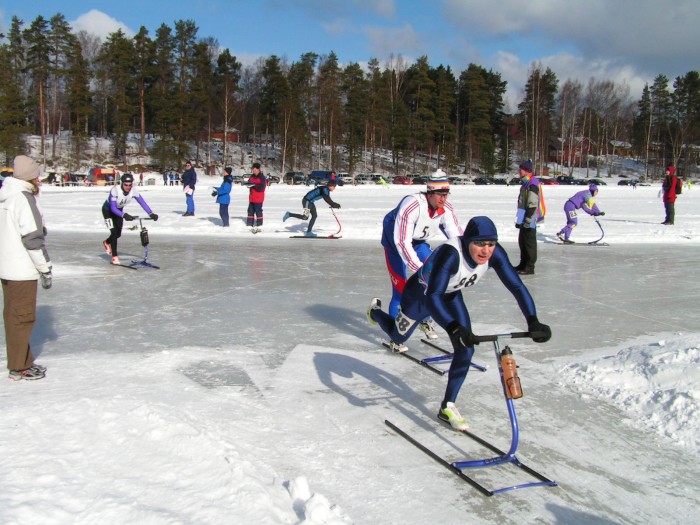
[556,184,605,243]
[101,173,158,265]
[0,155,52,380]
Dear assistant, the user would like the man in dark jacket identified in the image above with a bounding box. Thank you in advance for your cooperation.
[283,179,341,237]
[182,160,197,216]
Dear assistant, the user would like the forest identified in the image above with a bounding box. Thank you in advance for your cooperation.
[0,13,699,178]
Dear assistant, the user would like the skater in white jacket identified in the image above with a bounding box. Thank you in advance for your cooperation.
[0,155,52,381]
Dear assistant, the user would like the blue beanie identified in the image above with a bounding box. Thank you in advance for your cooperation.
[462,216,498,243]
[519,160,533,173]
[589,184,598,194]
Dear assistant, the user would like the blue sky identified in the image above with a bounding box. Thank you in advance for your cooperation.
[1,0,698,109]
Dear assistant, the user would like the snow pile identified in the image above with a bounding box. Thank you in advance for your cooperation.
[561,335,700,453]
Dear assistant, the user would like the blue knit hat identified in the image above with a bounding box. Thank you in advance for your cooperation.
[519,160,533,174]
[462,216,498,243]
[589,184,598,194]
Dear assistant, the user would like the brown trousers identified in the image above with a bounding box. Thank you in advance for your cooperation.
[2,279,37,370]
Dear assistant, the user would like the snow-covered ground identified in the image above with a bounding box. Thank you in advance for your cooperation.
[1,179,699,524]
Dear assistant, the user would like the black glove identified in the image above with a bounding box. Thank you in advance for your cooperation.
[598,211,605,216]
[211,190,217,197]
[515,223,522,229]
[527,316,551,343]
[149,213,158,221]
[447,322,476,349]
[123,213,135,221]
[332,203,341,209]
[40,271,52,290]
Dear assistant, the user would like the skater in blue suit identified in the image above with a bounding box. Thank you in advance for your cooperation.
[367,216,551,431]
[283,180,340,237]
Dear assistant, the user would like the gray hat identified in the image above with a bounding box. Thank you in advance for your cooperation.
[13,155,40,181]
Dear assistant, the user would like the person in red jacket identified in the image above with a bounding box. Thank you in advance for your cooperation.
[245,162,266,232]
[662,163,678,225]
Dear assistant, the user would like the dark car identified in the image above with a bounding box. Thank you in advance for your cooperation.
[556,175,582,185]
[509,177,520,185]
[412,176,427,185]
[540,178,560,185]
[618,179,640,186]
[284,172,306,185]
[267,175,281,185]
[473,177,496,185]
[492,178,507,185]
[588,178,607,186]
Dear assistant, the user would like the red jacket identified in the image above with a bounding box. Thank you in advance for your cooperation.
[247,173,266,203]
[662,174,678,203]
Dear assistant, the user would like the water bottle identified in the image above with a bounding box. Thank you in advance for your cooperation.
[501,346,523,399]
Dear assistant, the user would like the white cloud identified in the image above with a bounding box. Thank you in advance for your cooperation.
[70,9,134,39]
[363,23,422,60]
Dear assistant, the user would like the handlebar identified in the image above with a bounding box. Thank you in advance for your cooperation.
[471,331,537,344]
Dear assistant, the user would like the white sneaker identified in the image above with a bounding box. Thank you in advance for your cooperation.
[438,402,469,431]
[387,341,408,353]
[367,298,381,326]
[419,320,438,339]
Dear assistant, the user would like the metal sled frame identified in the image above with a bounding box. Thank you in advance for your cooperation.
[589,217,607,245]
[387,332,557,496]
[330,206,343,238]
[127,218,160,269]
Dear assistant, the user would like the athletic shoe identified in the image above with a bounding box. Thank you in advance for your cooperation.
[8,366,46,381]
[517,267,534,275]
[419,320,438,339]
[103,240,112,255]
[386,341,408,353]
[305,231,317,237]
[283,212,291,222]
[367,298,381,326]
[438,402,469,431]
[111,256,121,265]
[556,233,565,242]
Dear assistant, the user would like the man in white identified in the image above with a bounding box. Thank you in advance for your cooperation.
[0,155,52,380]
[379,169,462,351]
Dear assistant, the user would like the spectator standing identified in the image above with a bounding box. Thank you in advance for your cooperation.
[245,162,266,232]
[213,167,234,227]
[514,160,542,275]
[661,163,679,225]
[182,161,197,216]
[0,155,52,381]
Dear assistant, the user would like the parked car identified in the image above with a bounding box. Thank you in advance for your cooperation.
[267,175,281,185]
[449,176,471,185]
[618,179,641,186]
[540,178,560,185]
[392,176,413,185]
[473,177,496,185]
[588,178,607,186]
[354,174,373,184]
[411,176,427,185]
[555,175,581,185]
[493,178,508,185]
[284,171,306,185]
[338,172,353,185]
[508,177,520,185]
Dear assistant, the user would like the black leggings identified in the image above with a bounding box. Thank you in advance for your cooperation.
[288,199,318,232]
[102,206,124,256]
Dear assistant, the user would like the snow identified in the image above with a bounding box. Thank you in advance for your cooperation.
[1,177,699,524]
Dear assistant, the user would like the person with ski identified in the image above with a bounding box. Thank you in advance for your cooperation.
[367,216,551,431]
[245,162,266,232]
[556,184,605,243]
[379,169,462,349]
[101,173,158,265]
[182,160,197,216]
[213,167,234,227]
[282,179,341,237]
[0,155,52,381]
[661,163,679,225]
[514,160,542,275]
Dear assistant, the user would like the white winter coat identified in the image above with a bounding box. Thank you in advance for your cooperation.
[0,177,52,280]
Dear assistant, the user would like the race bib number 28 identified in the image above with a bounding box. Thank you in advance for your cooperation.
[395,309,416,336]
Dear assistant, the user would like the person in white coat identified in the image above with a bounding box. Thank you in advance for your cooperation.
[0,155,52,380]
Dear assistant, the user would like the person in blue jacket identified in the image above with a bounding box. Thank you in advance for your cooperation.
[181,160,197,216]
[557,184,605,243]
[101,173,158,265]
[213,167,234,227]
[282,180,341,237]
[367,216,551,431]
